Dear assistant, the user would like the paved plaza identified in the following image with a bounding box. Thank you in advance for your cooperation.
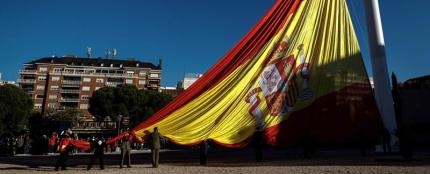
[0,148,429,174]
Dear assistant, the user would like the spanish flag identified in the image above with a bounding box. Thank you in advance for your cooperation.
[132,0,383,147]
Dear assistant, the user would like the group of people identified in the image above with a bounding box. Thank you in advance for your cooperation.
[54,127,163,171]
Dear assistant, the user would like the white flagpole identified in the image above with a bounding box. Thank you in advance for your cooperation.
[363,0,398,144]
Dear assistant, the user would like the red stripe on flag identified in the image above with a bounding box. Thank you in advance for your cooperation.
[132,0,303,132]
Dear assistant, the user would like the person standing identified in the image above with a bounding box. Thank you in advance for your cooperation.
[254,127,264,162]
[55,133,72,171]
[120,133,132,168]
[151,127,161,168]
[48,132,58,153]
[200,140,208,165]
[87,136,106,170]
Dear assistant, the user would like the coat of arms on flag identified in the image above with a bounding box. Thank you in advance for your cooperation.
[246,39,313,125]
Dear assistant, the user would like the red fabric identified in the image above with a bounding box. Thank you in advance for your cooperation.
[264,82,384,146]
[132,0,303,133]
[70,139,91,151]
[48,137,58,146]
[106,131,128,145]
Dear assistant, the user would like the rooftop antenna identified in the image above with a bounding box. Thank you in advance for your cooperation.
[105,48,111,59]
[86,47,92,58]
[112,48,117,59]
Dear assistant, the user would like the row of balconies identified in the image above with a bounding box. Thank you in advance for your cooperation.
[59,98,80,102]
[74,121,117,130]
[17,79,36,84]
[19,69,161,79]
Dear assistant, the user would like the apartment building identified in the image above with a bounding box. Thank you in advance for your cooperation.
[19,56,161,117]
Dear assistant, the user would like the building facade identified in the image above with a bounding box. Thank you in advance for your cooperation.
[19,56,161,118]
[181,73,203,90]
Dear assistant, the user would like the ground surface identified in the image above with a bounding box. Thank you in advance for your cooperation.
[0,148,429,174]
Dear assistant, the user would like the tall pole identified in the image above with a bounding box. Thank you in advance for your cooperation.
[363,0,397,142]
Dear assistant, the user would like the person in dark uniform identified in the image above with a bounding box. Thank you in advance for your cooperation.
[151,127,161,168]
[200,139,208,165]
[254,126,264,162]
[55,133,72,171]
[382,128,391,154]
[120,132,132,168]
[87,136,106,170]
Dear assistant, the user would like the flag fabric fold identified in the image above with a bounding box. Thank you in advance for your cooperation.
[124,0,383,147]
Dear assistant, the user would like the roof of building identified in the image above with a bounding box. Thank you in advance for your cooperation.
[401,75,430,89]
[25,56,161,69]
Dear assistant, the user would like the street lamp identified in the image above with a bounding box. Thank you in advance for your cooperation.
[117,114,123,134]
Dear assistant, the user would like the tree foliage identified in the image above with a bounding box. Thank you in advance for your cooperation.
[46,109,84,126]
[89,85,172,127]
[0,84,33,136]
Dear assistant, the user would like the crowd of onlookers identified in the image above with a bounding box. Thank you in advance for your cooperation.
[0,129,157,157]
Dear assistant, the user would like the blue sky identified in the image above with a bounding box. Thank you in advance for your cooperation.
[0,0,429,86]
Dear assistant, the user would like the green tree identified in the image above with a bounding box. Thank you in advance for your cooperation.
[46,109,84,126]
[130,90,172,127]
[89,85,172,127]
[0,84,33,136]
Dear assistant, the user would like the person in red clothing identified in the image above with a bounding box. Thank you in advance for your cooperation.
[55,133,72,171]
[48,132,58,153]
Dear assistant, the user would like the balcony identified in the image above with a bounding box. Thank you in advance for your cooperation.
[62,80,81,86]
[106,81,124,87]
[50,70,139,78]
[58,106,78,111]
[60,89,81,94]
[19,70,37,74]
[148,74,161,79]
[59,98,80,103]
[18,79,36,84]
[73,121,117,131]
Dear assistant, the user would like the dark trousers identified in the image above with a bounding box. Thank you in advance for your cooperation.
[200,143,208,165]
[87,152,104,170]
[151,148,159,168]
[255,144,263,162]
[55,152,68,170]
[120,149,131,168]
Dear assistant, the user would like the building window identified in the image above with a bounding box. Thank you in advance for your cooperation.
[81,95,90,100]
[34,103,42,109]
[48,95,57,99]
[83,78,91,82]
[150,73,159,78]
[95,87,101,91]
[51,86,59,90]
[39,67,48,73]
[127,71,134,77]
[138,80,146,85]
[139,71,147,77]
[38,76,47,81]
[96,78,104,83]
[126,79,133,84]
[82,86,90,91]
[35,95,44,99]
[47,103,56,109]
[51,76,60,81]
[36,85,45,90]
[53,68,62,73]
[80,104,89,109]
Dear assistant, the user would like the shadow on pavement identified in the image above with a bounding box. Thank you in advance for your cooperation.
[0,148,429,171]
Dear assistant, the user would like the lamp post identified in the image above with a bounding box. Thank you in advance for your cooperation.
[117,115,123,134]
